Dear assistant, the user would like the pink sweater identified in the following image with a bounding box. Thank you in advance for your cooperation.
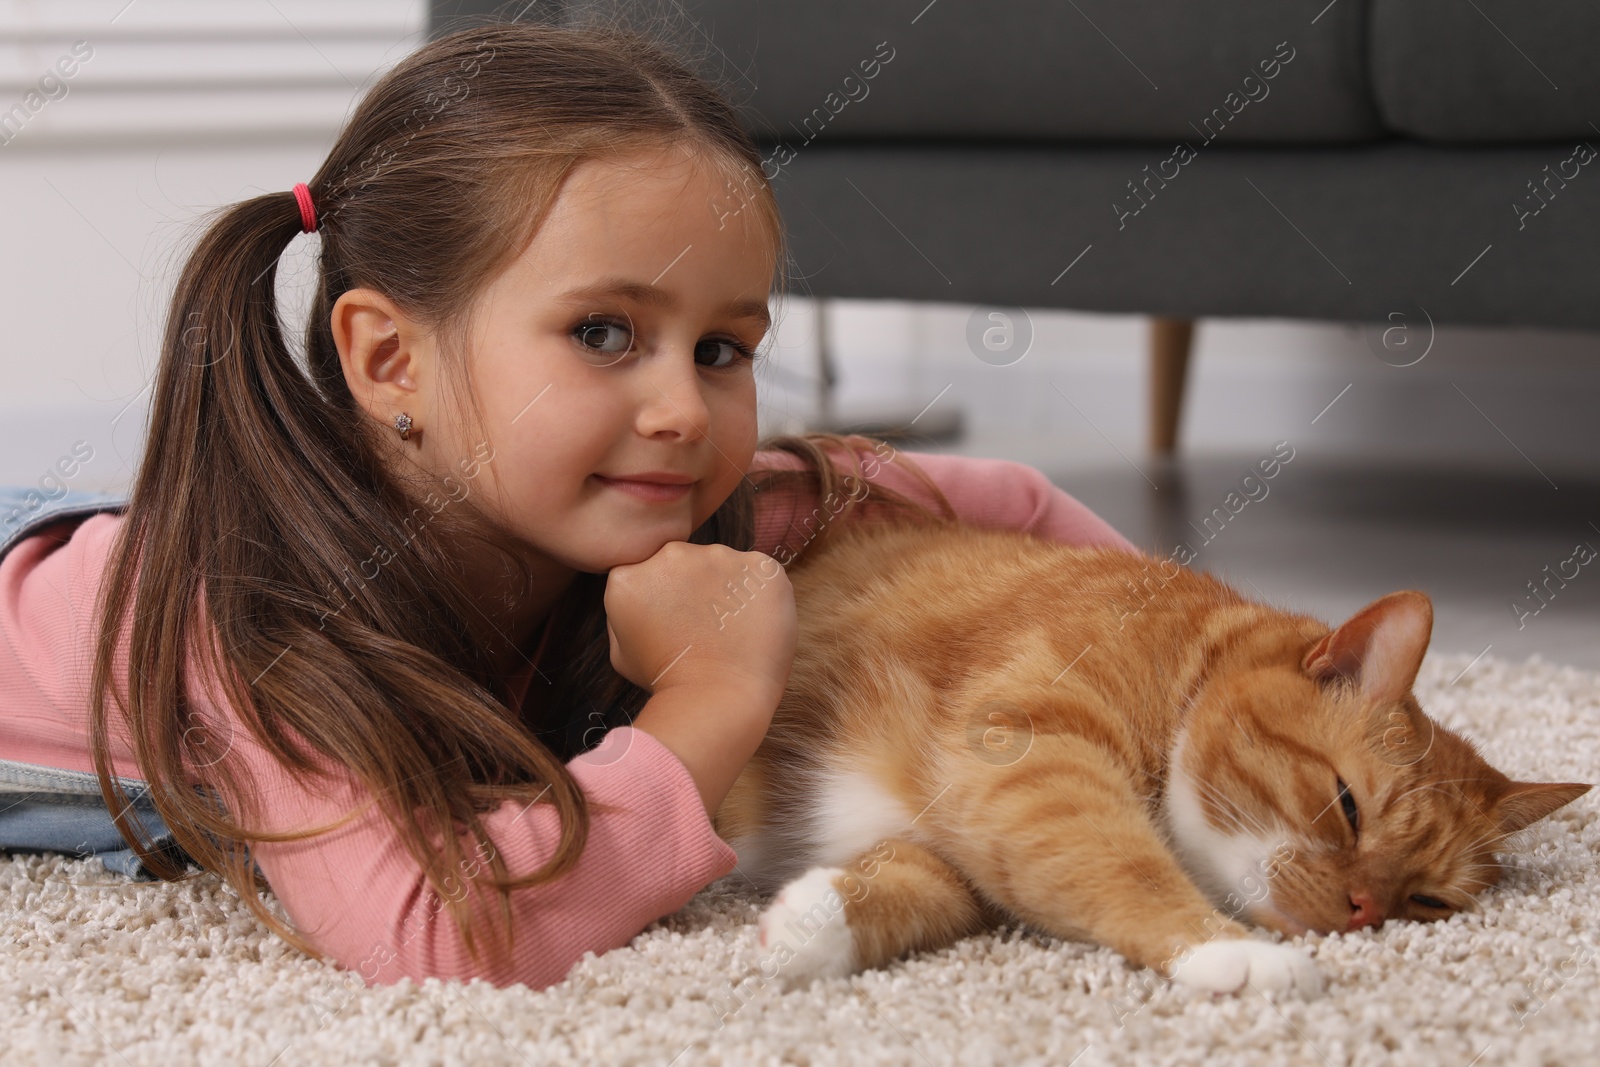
[0,446,1133,990]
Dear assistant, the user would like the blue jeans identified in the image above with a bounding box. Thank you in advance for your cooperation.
[0,758,189,880]
[0,482,188,880]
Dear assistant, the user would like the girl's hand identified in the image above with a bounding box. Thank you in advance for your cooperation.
[604,541,797,703]
[607,542,796,816]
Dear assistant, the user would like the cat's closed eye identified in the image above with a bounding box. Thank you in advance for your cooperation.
[1410,894,1451,911]
[1335,776,1360,838]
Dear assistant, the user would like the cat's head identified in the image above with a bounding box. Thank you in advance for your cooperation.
[1166,590,1591,938]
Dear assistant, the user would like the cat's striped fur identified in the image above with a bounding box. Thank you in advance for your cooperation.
[712,520,1591,997]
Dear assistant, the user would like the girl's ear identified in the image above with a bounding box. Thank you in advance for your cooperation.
[332,287,426,416]
[1301,590,1433,704]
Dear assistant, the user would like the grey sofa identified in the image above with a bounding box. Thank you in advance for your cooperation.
[432,0,1600,452]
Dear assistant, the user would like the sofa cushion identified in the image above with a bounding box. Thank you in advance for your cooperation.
[1370,0,1600,141]
[588,0,1382,144]
[761,141,1600,330]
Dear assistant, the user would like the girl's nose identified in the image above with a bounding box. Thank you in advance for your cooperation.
[634,354,710,440]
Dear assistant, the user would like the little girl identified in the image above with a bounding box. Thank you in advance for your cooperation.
[0,20,1134,992]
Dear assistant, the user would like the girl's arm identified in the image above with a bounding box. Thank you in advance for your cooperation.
[6,516,731,992]
[228,712,738,992]
[750,444,1138,556]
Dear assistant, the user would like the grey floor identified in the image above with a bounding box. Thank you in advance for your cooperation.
[1048,454,1599,672]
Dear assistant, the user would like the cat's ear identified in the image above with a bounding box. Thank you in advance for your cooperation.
[1492,781,1592,835]
[1301,590,1433,704]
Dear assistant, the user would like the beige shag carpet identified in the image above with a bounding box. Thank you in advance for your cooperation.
[3,650,1597,1067]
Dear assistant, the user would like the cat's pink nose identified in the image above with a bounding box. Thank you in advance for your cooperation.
[1347,891,1385,931]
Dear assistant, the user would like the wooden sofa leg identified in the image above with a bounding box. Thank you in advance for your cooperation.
[1149,317,1194,455]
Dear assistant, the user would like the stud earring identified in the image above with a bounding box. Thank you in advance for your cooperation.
[393,412,415,441]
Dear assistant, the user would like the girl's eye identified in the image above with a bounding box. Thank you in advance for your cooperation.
[694,337,756,369]
[572,317,632,356]
[1410,894,1450,911]
[1336,777,1360,838]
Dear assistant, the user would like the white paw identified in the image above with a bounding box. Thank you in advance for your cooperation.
[1169,938,1325,999]
[756,866,856,989]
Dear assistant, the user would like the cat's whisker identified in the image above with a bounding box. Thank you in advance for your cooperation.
[1461,826,1525,853]
[1187,777,1255,838]
[1187,776,1248,827]
[1192,778,1280,845]
[1461,857,1536,878]
[1388,780,1482,808]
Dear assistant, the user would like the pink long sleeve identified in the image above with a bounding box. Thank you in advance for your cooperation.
[225,717,736,992]
[0,513,737,992]
[749,443,1137,556]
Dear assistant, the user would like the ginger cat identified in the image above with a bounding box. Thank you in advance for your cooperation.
[712,520,1591,998]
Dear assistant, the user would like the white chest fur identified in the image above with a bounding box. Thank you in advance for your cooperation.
[1162,724,1292,915]
[727,762,918,890]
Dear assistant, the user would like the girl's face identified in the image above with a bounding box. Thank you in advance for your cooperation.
[367,143,778,580]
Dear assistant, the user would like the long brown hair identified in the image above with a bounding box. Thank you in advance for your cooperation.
[88,16,956,973]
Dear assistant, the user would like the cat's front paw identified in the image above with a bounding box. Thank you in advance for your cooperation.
[1168,938,1325,999]
[757,866,857,990]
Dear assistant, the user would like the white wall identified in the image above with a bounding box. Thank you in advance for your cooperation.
[4,0,1599,496]
[0,0,428,492]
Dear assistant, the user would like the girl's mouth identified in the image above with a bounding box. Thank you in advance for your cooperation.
[592,474,693,502]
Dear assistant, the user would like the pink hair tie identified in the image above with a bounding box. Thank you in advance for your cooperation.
[292,182,317,233]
